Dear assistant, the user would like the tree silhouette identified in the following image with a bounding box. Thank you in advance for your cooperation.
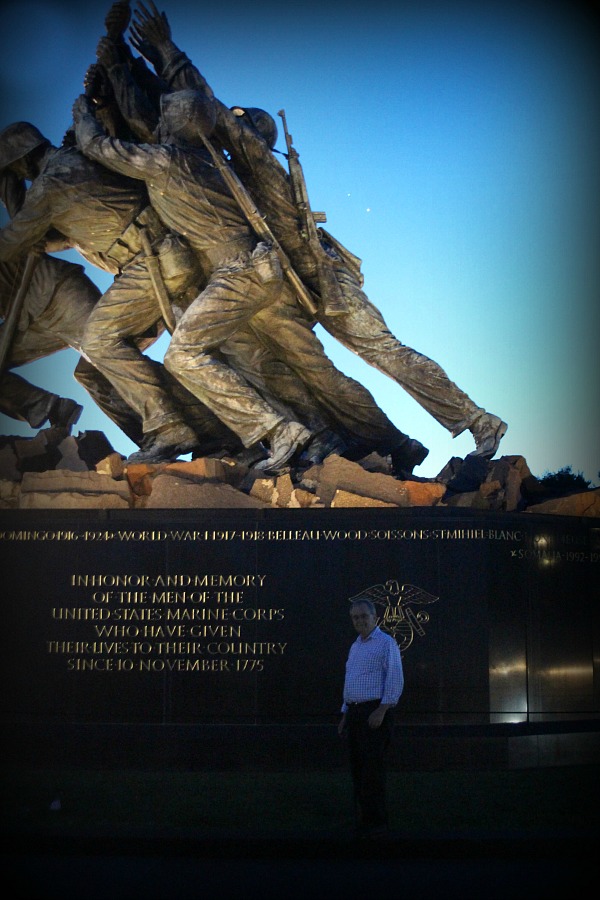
[538,465,594,496]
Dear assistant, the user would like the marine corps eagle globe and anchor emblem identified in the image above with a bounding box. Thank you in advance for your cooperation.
[348,579,439,655]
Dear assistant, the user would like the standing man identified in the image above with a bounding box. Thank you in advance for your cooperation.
[338,598,404,838]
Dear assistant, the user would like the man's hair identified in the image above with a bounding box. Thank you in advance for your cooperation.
[349,597,376,615]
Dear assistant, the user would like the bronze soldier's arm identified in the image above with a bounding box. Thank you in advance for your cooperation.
[0,177,54,262]
[129,1,211,97]
[72,94,168,184]
[129,6,280,188]
[95,35,160,142]
[0,171,69,254]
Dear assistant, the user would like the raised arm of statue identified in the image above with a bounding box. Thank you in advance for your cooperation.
[0,171,69,254]
[72,94,169,186]
[95,35,160,142]
[130,1,172,61]
[0,177,54,262]
[130,1,214,99]
[128,3,259,171]
[105,0,132,41]
[88,0,163,145]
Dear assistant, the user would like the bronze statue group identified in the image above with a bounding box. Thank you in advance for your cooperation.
[0,1,506,475]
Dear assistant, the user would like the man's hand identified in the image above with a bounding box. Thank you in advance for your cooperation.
[337,713,347,736]
[367,706,387,729]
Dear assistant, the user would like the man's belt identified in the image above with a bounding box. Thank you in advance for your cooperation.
[346,699,381,707]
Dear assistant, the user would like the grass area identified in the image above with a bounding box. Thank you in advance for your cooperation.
[2,765,599,841]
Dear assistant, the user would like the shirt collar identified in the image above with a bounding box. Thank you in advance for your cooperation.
[356,625,381,643]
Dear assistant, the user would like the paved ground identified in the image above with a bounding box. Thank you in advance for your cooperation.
[4,764,597,898]
[5,830,593,900]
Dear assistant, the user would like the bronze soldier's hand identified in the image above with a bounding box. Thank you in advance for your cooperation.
[130,1,170,72]
[83,62,114,107]
[105,0,132,40]
[41,229,69,253]
[96,36,122,69]
[132,0,172,47]
[83,62,101,96]
[29,237,48,256]
[72,94,94,122]
[128,30,160,70]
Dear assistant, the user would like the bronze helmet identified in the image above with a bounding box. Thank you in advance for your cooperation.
[230,106,278,149]
[160,90,216,145]
[0,122,48,171]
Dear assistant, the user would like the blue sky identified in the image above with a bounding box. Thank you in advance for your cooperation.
[1,0,598,482]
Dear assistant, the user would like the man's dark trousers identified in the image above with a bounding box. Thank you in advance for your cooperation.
[346,699,392,833]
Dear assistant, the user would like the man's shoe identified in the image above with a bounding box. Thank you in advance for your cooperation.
[468,413,507,459]
[48,398,83,430]
[254,421,311,475]
[126,424,198,464]
[300,429,348,466]
[390,438,429,476]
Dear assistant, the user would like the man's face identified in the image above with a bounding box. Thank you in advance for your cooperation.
[350,604,378,638]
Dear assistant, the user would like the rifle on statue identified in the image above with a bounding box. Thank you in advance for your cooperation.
[196,130,319,318]
[138,226,177,334]
[278,109,348,317]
